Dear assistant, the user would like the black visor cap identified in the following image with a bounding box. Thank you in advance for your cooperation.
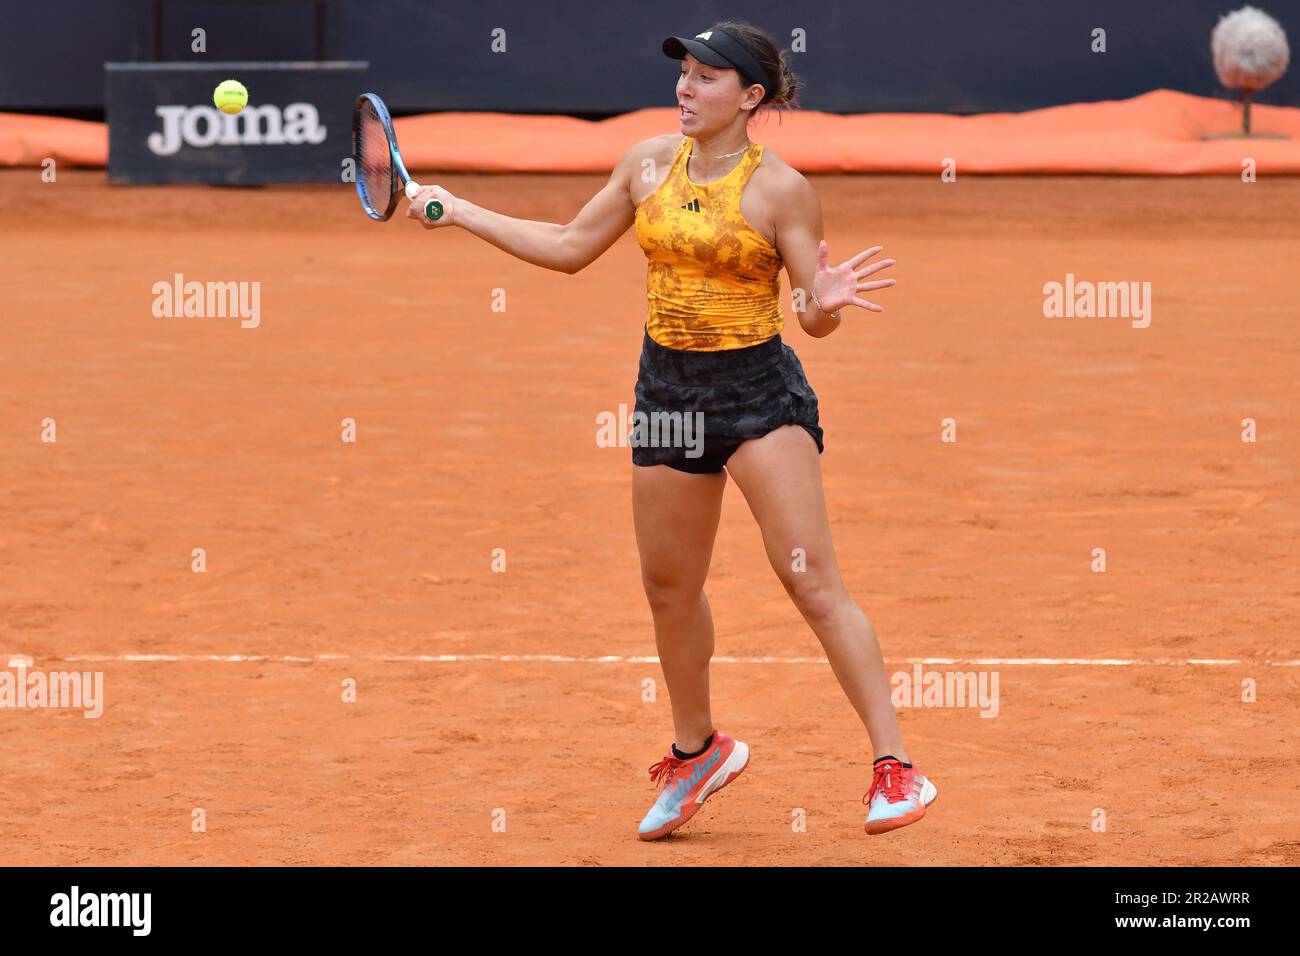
[662,28,771,97]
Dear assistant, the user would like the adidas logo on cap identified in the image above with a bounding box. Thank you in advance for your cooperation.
[695,31,712,40]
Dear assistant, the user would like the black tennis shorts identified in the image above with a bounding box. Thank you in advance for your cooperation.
[631,330,825,474]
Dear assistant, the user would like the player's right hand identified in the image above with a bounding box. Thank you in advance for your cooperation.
[406,184,458,229]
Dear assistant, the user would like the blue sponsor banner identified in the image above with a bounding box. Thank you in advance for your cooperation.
[106,61,367,184]
[8,2,1292,115]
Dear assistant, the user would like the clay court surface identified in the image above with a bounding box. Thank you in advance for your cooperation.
[1,169,1297,865]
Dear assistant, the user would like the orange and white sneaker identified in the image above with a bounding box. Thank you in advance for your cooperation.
[636,730,749,841]
[863,757,937,835]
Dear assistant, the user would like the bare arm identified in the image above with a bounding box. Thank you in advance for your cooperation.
[405,141,651,275]
[772,173,896,337]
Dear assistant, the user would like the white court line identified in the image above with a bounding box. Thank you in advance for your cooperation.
[23,653,1300,667]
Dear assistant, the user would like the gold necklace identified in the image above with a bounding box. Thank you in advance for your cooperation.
[689,140,752,163]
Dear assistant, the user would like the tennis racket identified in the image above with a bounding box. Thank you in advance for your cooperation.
[351,93,444,223]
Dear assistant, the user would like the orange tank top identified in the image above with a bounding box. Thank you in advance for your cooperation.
[634,135,784,352]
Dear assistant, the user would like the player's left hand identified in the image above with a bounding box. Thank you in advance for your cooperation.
[811,240,896,313]
[405,184,458,229]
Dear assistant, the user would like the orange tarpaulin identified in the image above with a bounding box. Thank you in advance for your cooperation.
[3,89,1298,174]
[392,90,1300,175]
[0,113,106,168]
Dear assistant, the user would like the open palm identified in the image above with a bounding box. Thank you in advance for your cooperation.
[812,240,896,314]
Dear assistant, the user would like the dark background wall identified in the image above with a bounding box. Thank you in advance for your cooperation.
[3,0,1297,114]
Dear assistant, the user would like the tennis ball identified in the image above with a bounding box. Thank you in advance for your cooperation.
[213,79,249,115]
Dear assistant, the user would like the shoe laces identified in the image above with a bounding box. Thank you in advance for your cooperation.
[864,761,908,805]
[648,753,686,788]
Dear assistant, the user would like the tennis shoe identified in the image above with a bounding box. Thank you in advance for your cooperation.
[636,730,749,840]
[863,758,937,834]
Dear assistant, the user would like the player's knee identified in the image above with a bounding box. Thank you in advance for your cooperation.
[783,573,847,628]
[640,568,705,617]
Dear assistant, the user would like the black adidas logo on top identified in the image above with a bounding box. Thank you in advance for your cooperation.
[680,198,701,213]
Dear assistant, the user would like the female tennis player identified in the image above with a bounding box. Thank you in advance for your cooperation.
[405,19,938,840]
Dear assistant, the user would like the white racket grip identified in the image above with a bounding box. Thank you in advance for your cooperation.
[404,179,422,199]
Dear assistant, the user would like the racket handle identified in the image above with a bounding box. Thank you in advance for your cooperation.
[404,179,445,222]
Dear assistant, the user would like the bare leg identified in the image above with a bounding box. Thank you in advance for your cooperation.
[725,426,908,762]
[632,464,727,754]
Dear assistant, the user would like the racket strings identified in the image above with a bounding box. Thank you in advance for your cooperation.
[356,100,395,217]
